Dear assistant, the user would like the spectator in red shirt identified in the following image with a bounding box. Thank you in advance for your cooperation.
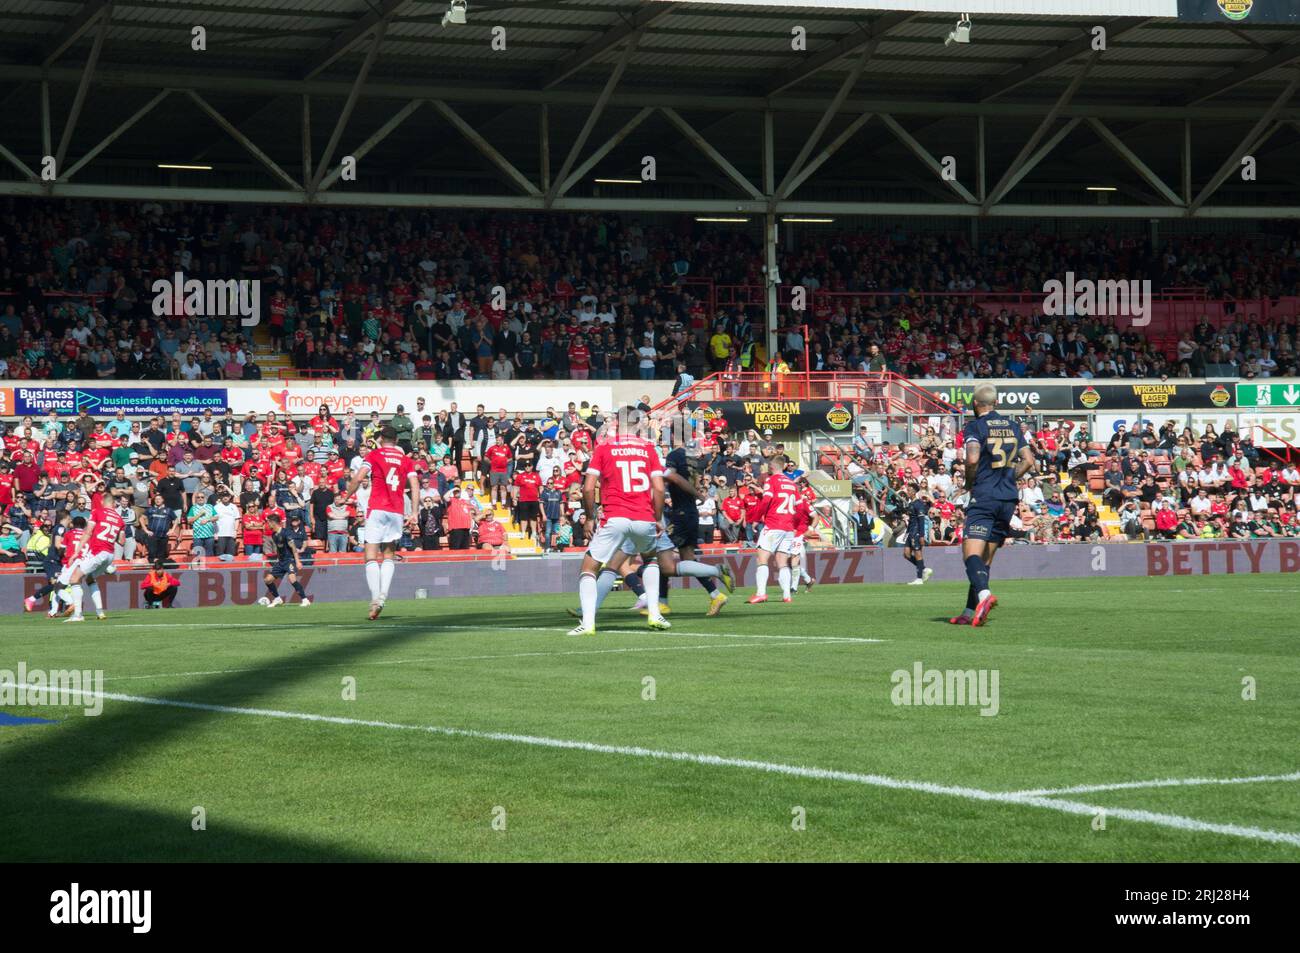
[476,509,507,553]
[568,335,591,380]
[511,460,544,544]
[484,434,513,507]
[719,490,745,543]
[445,487,476,550]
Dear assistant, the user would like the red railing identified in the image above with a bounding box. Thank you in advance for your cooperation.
[0,290,108,306]
[277,368,344,379]
[1250,424,1300,463]
[653,371,960,418]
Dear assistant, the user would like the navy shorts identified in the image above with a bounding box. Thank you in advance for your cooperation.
[904,530,926,550]
[269,560,296,579]
[667,509,700,550]
[963,498,1017,545]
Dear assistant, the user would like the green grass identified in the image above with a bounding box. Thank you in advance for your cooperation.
[1,573,1297,861]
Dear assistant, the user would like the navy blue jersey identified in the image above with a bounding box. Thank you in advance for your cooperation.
[906,498,930,533]
[269,528,300,564]
[962,412,1028,502]
[663,447,697,511]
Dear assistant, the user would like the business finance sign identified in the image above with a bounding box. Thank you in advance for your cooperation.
[11,386,229,417]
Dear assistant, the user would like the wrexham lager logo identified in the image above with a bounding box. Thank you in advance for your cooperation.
[825,402,853,431]
[1079,386,1101,409]
[1210,384,1231,408]
[1217,0,1253,21]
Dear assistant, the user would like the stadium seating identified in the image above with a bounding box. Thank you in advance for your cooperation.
[4,200,1300,385]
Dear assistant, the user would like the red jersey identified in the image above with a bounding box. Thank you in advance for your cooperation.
[792,501,812,537]
[242,515,265,546]
[587,435,662,523]
[477,519,506,546]
[756,473,802,532]
[62,527,84,558]
[721,496,744,522]
[363,446,415,515]
[86,506,125,556]
[486,444,513,473]
[0,472,13,507]
[513,471,542,502]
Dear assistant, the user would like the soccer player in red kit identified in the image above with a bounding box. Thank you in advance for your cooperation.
[344,425,419,619]
[789,489,816,595]
[570,412,668,636]
[63,494,125,622]
[746,454,809,604]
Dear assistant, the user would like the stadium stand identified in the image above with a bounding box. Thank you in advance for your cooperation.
[3,201,1300,384]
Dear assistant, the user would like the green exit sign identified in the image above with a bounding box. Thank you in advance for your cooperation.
[1236,382,1300,408]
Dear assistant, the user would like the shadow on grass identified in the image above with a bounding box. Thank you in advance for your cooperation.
[0,608,520,861]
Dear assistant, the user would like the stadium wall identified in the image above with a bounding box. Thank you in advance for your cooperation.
[11,540,1297,613]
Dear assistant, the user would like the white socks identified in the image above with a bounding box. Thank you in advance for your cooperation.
[90,588,104,615]
[755,564,769,597]
[595,569,618,610]
[641,565,663,621]
[365,561,381,603]
[70,584,84,617]
[675,560,720,579]
[379,559,395,603]
[579,572,598,628]
[778,566,792,600]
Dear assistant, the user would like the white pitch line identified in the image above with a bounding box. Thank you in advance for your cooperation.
[65,621,884,644]
[1008,771,1300,799]
[100,637,858,682]
[8,682,1299,850]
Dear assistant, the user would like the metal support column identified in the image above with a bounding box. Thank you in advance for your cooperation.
[765,213,779,362]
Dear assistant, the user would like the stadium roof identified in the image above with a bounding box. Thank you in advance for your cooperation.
[1,0,1299,219]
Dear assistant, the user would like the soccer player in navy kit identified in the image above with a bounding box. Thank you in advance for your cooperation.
[902,489,933,585]
[952,385,1034,627]
[260,513,312,607]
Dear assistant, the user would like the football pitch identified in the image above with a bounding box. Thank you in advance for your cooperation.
[2,574,1297,862]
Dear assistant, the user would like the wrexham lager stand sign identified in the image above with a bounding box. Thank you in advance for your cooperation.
[1236,382,1300,408]
[686,400,856,433]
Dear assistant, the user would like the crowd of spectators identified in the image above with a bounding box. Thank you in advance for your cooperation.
[0,394,825,568]
[2,386,1298,568]
[3,199,1300,386]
